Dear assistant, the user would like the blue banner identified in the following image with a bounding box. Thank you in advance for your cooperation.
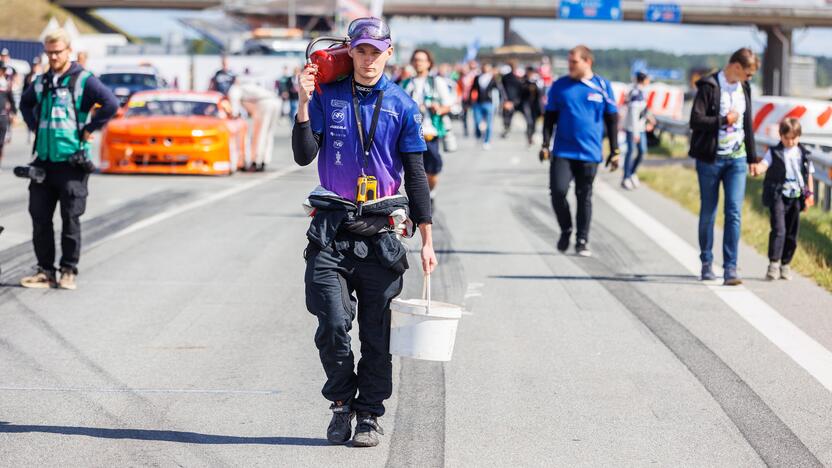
[645,3,682,23]
[559,0,622,21]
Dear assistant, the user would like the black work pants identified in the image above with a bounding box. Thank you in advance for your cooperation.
[768,195,801,265]
[304,236,404,416]
[28,163,89,274]
[550,156,598,242]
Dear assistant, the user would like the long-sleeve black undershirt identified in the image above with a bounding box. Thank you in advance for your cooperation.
[540,110,620,156]
[292,119,432,225]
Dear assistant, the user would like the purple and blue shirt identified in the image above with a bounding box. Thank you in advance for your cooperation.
[309,74,427,201]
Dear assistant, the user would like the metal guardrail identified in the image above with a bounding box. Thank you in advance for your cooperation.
[654,115,832,212]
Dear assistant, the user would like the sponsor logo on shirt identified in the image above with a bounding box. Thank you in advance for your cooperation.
[331,99,349,108]
[329,125,347,131]
[331,110,346,123]
[381,108,399,117]
[335,151,343,166]
[587,93,603,103]
[333,139,344,149]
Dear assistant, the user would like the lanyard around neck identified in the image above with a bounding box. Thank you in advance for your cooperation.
[351,79,385,171]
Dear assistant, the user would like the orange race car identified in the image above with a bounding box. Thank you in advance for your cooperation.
[100,90,249,175]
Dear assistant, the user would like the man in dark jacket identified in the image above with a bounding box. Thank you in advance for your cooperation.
[688,47,759,285]
[500,61,523,139]
[18,29,119,290]
[468,62,505,150]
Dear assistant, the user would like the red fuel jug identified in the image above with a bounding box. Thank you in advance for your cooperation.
[306,37,353,95]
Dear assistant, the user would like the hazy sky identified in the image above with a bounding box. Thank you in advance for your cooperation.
[97,9,832,56]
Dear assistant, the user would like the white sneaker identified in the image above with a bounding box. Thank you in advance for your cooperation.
[621,178,635,190]
[631,174,640,188]
[482,142,491,150]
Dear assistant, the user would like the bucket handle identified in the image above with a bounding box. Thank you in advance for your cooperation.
[421,273,432,315]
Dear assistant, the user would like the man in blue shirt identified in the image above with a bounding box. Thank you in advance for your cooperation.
[540,45,620,257]
[292,17,437,448]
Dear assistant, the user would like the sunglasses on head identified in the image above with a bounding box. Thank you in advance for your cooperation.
[348,17,390,41]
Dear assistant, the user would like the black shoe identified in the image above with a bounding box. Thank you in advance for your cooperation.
[327,402,354,445]
[575,239,592,257]
[557,231,571,252]
[352,412,384,448]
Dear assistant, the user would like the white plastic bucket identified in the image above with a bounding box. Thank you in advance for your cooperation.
[390,274,462,362]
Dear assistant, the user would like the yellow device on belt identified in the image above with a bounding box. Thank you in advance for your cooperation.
[356,175,378,204]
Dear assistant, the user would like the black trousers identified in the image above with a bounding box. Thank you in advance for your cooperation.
[522,104,539,142]
[304,236,404,416]
[768,195,801,265]
[28,163,89,274]
[550,156,598,242]
[502,106,518,134]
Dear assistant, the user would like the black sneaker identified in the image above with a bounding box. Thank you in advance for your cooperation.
[327,402,354,445]
[557,231,571,253]
[575,239,592,257]
[352,412,384,448]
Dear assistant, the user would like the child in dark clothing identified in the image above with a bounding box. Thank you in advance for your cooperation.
[754,118,815,280]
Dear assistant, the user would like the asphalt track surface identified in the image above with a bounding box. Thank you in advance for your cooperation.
[0,123,831,467]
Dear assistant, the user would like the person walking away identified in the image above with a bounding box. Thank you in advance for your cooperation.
[754,118,815,281]
[18,29,119,289]
[209,55,236,96]
[292,17,437,447]
[539,45,620,257]
[689,47,759,285]
[459,60,478,138]
[0,62,17,169]
[400,49,454,198]
[520,66,543,147]
[622,71,654,190]
[500,61,523,139]
[236,82,279,172]
[469,62,504,150]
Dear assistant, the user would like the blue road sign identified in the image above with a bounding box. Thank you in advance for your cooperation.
[647,68,684,81]
[645,3,682,23]
[559,0,622,21]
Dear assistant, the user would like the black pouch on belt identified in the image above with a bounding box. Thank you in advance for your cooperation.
[373,232,408,275]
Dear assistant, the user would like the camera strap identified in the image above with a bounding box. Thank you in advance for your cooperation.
[351,79,384,171]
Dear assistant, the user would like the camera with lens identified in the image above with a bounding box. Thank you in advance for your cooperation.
[14,165,47,184]
[68,149,96,174]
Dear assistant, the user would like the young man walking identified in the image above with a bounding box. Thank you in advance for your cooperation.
[292,17,437,447]
[18,29,118,290]
[540,45,620,257]
[400,49,453,197]
[689,48,759,285]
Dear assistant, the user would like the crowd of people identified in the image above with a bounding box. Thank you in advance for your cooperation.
[0,17,819,451]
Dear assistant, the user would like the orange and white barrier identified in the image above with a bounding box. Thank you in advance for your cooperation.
[752,96,832,142]
[611,82,685,121]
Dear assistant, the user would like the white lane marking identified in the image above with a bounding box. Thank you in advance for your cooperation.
[93,166,303,246]
[595,181,832,393]
[0,386,279,395]
[464,282,484,299]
